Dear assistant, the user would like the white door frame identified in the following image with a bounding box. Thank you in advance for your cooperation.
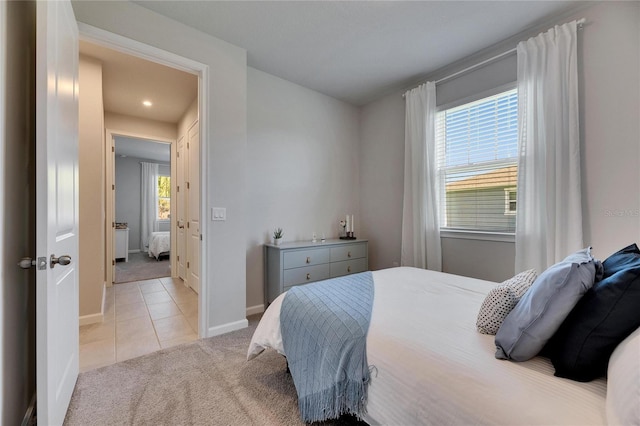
[79,23,208,338]
[105,130,176,286]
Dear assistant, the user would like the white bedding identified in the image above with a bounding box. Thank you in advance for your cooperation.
[148,231,170,260]
[248,267,607,425]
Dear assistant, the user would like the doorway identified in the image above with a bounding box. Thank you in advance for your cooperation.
[113,136,172,284]
[77,37,203,371]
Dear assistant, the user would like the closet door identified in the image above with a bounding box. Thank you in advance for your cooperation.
[186,120,200,294]
[176,135,186,281]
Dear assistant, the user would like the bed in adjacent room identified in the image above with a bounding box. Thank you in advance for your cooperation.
[147,231,170,260]
[249,265,639,425]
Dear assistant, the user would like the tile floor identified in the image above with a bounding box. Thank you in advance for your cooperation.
[79,276,199,372]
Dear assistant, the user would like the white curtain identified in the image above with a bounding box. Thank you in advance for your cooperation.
[401,82,442,271]
[140,162,159,252]
[515,21,582,274]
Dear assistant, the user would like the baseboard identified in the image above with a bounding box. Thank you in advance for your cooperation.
[79,312,104,326]
[21,393,36,426]
[246,304,265,316]
[102,282,106,311]
[79,283,107,325]
[128,249,141,253]
[207,319,248,337]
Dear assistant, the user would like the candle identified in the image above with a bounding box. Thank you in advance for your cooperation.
[345,214,350,233]
[351,215,355,235]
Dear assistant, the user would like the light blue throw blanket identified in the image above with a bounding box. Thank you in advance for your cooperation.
[280,271,375,423]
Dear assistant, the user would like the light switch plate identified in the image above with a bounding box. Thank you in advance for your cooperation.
[211,207,226,221]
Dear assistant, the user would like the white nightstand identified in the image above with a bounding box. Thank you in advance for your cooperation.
[115,228,129,262]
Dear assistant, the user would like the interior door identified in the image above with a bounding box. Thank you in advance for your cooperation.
[35,1,80,424]
[187,120,200,293]
[176,135,186,281]
[109,136,116,282]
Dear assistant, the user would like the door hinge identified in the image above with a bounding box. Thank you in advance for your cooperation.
[187,222,190,229]
[177,151,180,158]
[112,222,115,228]
[112,184,115,190]
[177,255,179,261]
[112,259,115,266]
[200,234,202,241]
[187,261,190,268]
[177,185,180,192]
[186,182,190,189]
[187,142,190,149]
[112,146,115,152]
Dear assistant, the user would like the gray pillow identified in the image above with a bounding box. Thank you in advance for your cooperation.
[476,269,537,335]
[495,247,602,361]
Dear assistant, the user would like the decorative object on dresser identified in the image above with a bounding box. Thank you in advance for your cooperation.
[339,214,356,240]
[264,239,368,304]
[272,227,283,246]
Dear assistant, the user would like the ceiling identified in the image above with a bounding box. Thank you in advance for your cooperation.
[131,0,587,105]
[79,40,198,123]
[114,136,171,163]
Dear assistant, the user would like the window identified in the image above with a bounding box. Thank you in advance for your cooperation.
[436,88,518,233]
[157,175,170,220]
[504,188,517,215]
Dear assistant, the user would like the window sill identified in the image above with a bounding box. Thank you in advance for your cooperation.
[440,229,515,243]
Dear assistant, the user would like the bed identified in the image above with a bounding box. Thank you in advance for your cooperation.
[147,231,170,260]
[248,266,626,425]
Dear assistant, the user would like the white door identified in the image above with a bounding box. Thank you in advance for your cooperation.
[35,1,80,424]
[109,136,116,281]
[187,120,200,293]
[176,135,187,281]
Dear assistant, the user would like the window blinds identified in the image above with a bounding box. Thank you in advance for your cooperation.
[436,89,518,233]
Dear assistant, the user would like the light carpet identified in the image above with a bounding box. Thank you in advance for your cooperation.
[64,317,366,426]
[115,252,171,284]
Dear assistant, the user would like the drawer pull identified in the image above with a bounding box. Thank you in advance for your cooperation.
[347,251,351,258]
[347,266,351,273]
[306,273,311,280]
[306,256,311,264]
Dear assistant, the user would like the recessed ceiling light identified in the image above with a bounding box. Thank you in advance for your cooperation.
[142,100,153,107]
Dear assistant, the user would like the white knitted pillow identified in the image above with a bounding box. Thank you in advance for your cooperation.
[476,269,537,335]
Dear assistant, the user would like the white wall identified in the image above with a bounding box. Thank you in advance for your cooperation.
[579,2,640,259]
[246,67,361,310]
[105,112,177,141]
[78,56,106,319]
[73,0,248,335]
[360,1,640,282]
[358,91,405,271]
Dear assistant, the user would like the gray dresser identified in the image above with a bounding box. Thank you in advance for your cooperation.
[264,239,369,304]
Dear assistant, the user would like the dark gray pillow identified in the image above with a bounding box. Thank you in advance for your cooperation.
[495,247,601,361]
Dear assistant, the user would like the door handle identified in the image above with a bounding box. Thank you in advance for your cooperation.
[18,257,36,269]
[18,257,47,270]
[50,254,71,268]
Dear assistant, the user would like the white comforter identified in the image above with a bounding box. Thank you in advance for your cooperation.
[148,231,170,259]
[248,267,607,425]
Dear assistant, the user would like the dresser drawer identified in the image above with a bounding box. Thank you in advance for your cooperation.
[330,243,367,262]
[330,258,368,278]
[265,239,369,304]
[283,263,331,287]
[283,248,330,269]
